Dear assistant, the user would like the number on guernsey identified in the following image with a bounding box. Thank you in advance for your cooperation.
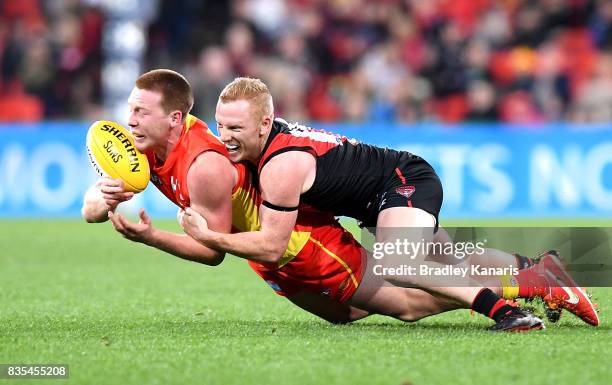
[281,119,358,145]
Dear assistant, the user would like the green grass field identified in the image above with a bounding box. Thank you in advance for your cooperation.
[1,219,610,385]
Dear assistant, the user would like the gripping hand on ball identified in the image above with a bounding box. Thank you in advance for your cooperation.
[97,178,134,210]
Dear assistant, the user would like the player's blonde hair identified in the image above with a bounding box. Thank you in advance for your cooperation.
[219,77,274,120]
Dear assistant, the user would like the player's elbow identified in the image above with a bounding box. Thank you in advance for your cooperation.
[82,211,102,223]
[207,252,225,266]
[194,248,226,266]
[263,252,283,264]
[81,205,107,223]
[261,241,288,264]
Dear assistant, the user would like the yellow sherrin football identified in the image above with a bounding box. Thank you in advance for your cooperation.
[86,120,150,192]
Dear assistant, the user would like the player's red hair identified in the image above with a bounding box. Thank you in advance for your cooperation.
[135,69,194,120]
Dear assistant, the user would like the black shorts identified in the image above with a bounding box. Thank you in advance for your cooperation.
[360,154,443,229]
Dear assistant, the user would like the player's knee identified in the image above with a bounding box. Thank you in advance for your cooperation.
[317,307,367,324]
[397,311,424,323]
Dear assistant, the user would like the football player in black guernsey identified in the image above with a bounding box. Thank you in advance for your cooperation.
[179,77,600,331]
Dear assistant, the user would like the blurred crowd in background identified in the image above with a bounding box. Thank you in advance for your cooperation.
[0,0,103,121]
[2,0,612,124]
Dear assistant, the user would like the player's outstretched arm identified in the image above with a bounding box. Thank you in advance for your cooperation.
[106,151,235,266]
[108,208,224,266]
[81,178,134,223]
[180,151,311,264]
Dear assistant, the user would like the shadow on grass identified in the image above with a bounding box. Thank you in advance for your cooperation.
[3,313,607,340]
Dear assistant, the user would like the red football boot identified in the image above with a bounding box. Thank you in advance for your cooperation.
[539,251,599,326]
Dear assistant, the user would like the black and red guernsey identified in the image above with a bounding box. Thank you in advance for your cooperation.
[257,119,443,227]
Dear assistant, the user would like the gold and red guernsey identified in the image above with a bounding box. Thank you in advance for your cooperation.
[146,114,227,208]
[146,114,315,268]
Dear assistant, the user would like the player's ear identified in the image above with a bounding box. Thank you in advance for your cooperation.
[170,110,183,126]
[260,114,273,135]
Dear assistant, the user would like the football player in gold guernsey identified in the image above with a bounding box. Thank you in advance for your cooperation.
[83,69,468,324]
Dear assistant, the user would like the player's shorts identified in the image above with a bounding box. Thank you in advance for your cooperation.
[360,153,443,229]
[248,221,366,303]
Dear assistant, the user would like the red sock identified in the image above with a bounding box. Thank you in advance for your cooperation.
[472,288,515,322]
[488,299,511,320]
